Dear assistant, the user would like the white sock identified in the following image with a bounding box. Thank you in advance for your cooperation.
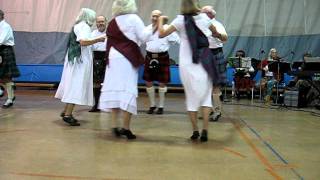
[5,82,14,100]
[212,93,222,113]
[146,86,156,107]
[158,87,167,108]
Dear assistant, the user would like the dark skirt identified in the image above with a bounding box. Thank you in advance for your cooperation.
[143,51,170,83]
[211,48,227,86]
[0,45,20,79]
[93,51,106,84]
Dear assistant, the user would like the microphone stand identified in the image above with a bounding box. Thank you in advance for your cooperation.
[258,50,265,101]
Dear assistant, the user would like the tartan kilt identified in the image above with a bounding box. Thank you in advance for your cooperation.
[93,51,106,84]
[211,48,227,86]
[143,52,170,83]
[0,45,20,79]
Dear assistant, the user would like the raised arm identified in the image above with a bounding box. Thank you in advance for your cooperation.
[158,16,177,38]
[209,24,228,42]
[79,36,106,46]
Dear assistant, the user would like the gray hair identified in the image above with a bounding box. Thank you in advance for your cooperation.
[268,48,277,58]
[75,8,96,26]
[112,0,138,17]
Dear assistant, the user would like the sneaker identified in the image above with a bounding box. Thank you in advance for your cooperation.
[209,111,221,122]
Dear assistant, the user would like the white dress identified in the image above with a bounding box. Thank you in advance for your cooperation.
[99,14,146,115]
[55,21,94,106]
[171,14,213,111]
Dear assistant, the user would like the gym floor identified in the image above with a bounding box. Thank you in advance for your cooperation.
[0,89,319,180]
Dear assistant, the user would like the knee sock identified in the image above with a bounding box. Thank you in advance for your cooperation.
[146,86,156,107]
[158,87,167,108]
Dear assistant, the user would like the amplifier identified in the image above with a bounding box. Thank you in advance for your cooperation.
[284,90,299,107]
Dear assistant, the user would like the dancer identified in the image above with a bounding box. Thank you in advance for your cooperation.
[55,8,105,126]
[99,0,147,139]
[158,0,221,142]
[0,9,20,108]
[143,10,179,115]
[89,15,108,112]
[202,6,228,121]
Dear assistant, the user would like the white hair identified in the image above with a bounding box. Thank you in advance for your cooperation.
[268,48,277,58]
[75,8,96,26]
[112,0,137,17]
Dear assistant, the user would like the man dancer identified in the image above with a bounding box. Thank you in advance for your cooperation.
[0,9,20,108]
[202,6,228,121]
[143,10,179,115]
[89,15,107,112]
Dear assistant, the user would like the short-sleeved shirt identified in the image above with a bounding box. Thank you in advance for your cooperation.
[208,18,227,49]
[144,24,180,53]
[0,20,14,46]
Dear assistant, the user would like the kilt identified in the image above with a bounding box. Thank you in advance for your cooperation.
[93,51,106,84]
[211,47,227,86]
[0,45,20,79]
[143,51,170,83]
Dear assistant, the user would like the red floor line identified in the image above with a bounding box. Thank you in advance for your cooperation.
[230,120,283,180]
[223,147,247,159]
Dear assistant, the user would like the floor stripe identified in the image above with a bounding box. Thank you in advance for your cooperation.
[238,118,304,180]
[223,147,247,159]
[11,172,129,180]
[230,121,280,177]
[0,129,28,134]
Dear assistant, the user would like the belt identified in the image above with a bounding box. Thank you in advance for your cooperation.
[0,45,12,51]
[146,51,168,59]
[93,51,106,60]
[210,47,223,55]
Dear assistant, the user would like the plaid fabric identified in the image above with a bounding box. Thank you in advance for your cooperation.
[0,45,20,78]
[211,49,227,86]
[93,51,106,84]
[143,52,170,83]
[67,26,81,63]
[184,15,220,86]
[235,76,254,90]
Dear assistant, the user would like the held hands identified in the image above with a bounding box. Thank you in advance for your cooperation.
[158,16,169,26]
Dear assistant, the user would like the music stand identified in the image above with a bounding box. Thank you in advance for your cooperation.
[268,61,291,104]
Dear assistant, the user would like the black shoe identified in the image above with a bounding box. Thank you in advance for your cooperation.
[147,107,157,114]
[2,102,13,109]
[2,98,15,109]
[156,108,164,114]
[62,116,80,126]
[60,112,65,118]
[200,130,208,142]
[120,128,136,139]
[89,106,100,112]
[112,128,121,137]
[190,131,200,140]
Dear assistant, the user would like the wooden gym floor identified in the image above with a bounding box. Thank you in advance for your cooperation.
[0,89,319,180]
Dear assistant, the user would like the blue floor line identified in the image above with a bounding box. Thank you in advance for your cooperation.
[239,118,304,180]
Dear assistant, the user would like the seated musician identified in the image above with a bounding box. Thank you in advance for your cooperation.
[234,50,254,99]
[259,48,283,102]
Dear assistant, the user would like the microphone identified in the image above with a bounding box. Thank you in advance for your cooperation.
[290,51,295,55]
[260,50,265,54]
